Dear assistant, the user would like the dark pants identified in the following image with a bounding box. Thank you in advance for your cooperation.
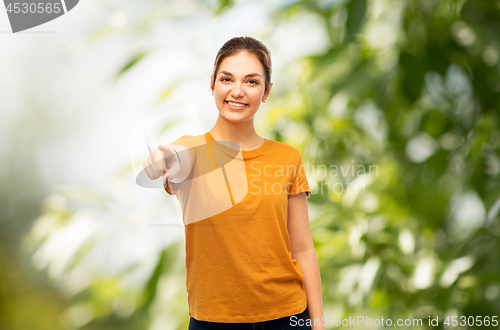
[188,307,312,330]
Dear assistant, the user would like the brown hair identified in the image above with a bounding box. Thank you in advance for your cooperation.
[209,36,272,94]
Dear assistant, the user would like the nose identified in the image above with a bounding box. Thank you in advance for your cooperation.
[231,82,244,98]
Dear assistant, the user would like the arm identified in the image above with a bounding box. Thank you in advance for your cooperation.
[288,192,325,330]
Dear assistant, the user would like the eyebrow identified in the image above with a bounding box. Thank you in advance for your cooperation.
[219,70,262,78]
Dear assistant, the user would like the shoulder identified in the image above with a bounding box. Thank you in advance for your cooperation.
[171,134,207,148]
[266,139,302,157]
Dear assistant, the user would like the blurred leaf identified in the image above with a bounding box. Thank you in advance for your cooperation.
[141,250,167,309]
[447,0,469,17]
[345,0,367,42]
[114,51,149,82]
[399,51,428,103]
[214,0,235,15]
[156,85,176,104]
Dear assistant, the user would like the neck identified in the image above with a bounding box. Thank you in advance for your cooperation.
[210,114,264,150]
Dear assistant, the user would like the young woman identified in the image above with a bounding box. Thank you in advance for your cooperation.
[144,36,325,330]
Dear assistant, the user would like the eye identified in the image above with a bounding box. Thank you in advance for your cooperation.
[248,80,258,84]
[220,77,231,82]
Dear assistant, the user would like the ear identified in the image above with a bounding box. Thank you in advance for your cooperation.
[262,82,273,103]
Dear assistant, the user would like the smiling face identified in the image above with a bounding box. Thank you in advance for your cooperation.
[212,51,272,124]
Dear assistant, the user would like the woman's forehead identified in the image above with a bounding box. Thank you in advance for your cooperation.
[218,52,265,76]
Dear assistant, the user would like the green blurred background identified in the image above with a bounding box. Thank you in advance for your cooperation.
[1,0,499,329]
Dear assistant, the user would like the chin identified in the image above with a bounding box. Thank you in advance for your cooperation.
[220,112,253,124]
[222,115,250,124]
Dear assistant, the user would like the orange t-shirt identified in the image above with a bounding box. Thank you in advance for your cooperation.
[165,132,311,323]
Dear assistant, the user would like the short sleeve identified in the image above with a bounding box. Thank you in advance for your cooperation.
[288,150,311,198]
[164,135,200,196]
[165,179,181,195]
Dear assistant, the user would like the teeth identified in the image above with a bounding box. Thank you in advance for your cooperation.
[227,101,246,107]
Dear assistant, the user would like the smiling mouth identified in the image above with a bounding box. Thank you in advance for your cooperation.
[225,100,248,108]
